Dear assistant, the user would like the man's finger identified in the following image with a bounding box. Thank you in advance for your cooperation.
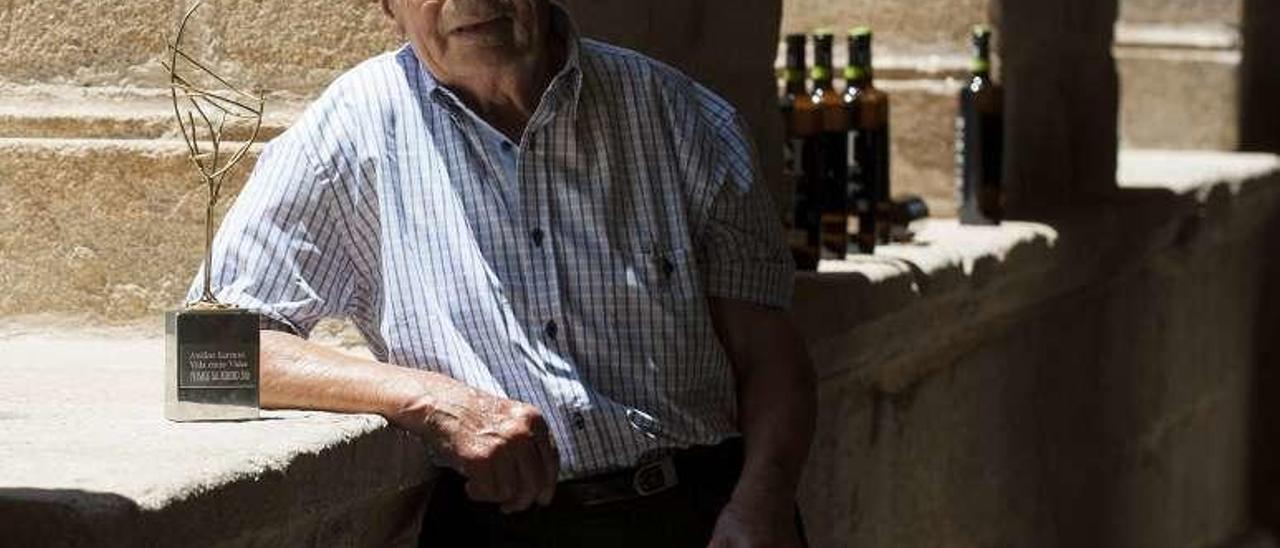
[464,474,496,502]
[501,442,544,513]
[491,448,519,503]
[534,430,559,505]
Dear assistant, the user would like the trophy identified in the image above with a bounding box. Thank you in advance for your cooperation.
[162,2,266,422]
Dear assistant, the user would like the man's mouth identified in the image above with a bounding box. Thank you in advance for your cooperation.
[450,15,512,35]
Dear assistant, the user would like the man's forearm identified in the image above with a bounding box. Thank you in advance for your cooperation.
[259,329,457,426]
[709,299,818,506]
[260,330,562,511]
[731,324,817,504]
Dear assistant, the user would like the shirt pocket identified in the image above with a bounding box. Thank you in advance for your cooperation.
[618,245,707,335]
[632,246,699,300]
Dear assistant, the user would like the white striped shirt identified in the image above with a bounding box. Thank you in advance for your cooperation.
[190,9,794,479]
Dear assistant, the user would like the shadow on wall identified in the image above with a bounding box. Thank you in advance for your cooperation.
[1250,196,1280,532]
[1241,0,1280,152]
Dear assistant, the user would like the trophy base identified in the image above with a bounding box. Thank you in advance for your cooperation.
[165,307,261,422]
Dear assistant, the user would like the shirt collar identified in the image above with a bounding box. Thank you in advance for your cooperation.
[406,2,583,115]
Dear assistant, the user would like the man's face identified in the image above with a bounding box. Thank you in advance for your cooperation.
[388,0,549,78]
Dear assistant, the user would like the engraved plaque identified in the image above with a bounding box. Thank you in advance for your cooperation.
[165,308,260,421]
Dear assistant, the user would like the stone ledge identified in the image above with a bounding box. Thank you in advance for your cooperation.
[0,85,303,141]
[0,330,431,547]
[795,150,1280,392]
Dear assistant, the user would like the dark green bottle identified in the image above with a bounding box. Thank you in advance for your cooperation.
[843,27,890,253]
[811,31,850,261]
[957,25,1004,225]
[781,34,822,270]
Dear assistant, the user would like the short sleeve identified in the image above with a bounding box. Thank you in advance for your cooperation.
[694,114,796,310]
[184,130,355,338]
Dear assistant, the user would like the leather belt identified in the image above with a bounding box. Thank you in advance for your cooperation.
[553,436,744,507]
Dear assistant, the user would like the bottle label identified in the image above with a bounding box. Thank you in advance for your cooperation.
[846,123,889,246]
[784,137,804,179]
[957,90,1003,224]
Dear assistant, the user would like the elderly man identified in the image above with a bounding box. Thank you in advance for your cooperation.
[191,0,815,546]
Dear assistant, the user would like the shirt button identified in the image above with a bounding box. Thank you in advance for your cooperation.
[544,319,558,340]
[660,257,675,278]
[531,228,545,247]
[571,411,586,431]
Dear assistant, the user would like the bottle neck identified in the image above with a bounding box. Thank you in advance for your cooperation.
[784,73,807,95]
[812,37,834,91]
[784,40,807,95]
[844,65,872,87]
[810,65,834,91]
[970,56,990,78]
[846,38,873,87]
[970,37,992,78]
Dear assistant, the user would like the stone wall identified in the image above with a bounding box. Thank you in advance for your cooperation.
[795,152,1280,547]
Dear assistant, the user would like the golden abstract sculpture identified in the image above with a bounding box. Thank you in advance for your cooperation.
[162,1,265,307]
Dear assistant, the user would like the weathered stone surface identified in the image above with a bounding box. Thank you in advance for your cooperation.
[781,0,993,55]
[1,0,787,210]
[0,85,300,141]
[1120,0,1241,25]
[0,138,254,320]
[201,0,400,96]
[1115,25,1241,151]
[0,0,183,88]
[883,80,963,216]
[0,330,431,547]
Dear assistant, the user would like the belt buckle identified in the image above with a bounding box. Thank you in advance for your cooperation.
[632,455,678,496]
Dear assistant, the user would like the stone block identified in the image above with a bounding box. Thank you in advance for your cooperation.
[201,0,400,96]
[1116,26,1241,150]
[0,138,253,320]
[0,0,183,88]
[781,0,993,55]
[883,80,963,218]
[0,86,300,141]
[1120,0,1241,25]
[0,332,430,547]
[1118,48,1239,150]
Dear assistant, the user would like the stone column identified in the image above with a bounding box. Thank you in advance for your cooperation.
[1241,0,1280,153]
[996,0,1120,215]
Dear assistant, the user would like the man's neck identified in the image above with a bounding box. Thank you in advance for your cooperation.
[435,35,566,142]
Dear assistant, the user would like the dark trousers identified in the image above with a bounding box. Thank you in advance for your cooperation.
[417,440,809,548]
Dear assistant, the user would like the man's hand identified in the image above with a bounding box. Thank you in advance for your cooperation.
[395,384,560,513]
[257,330,559,514]
[708,496,804,548]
